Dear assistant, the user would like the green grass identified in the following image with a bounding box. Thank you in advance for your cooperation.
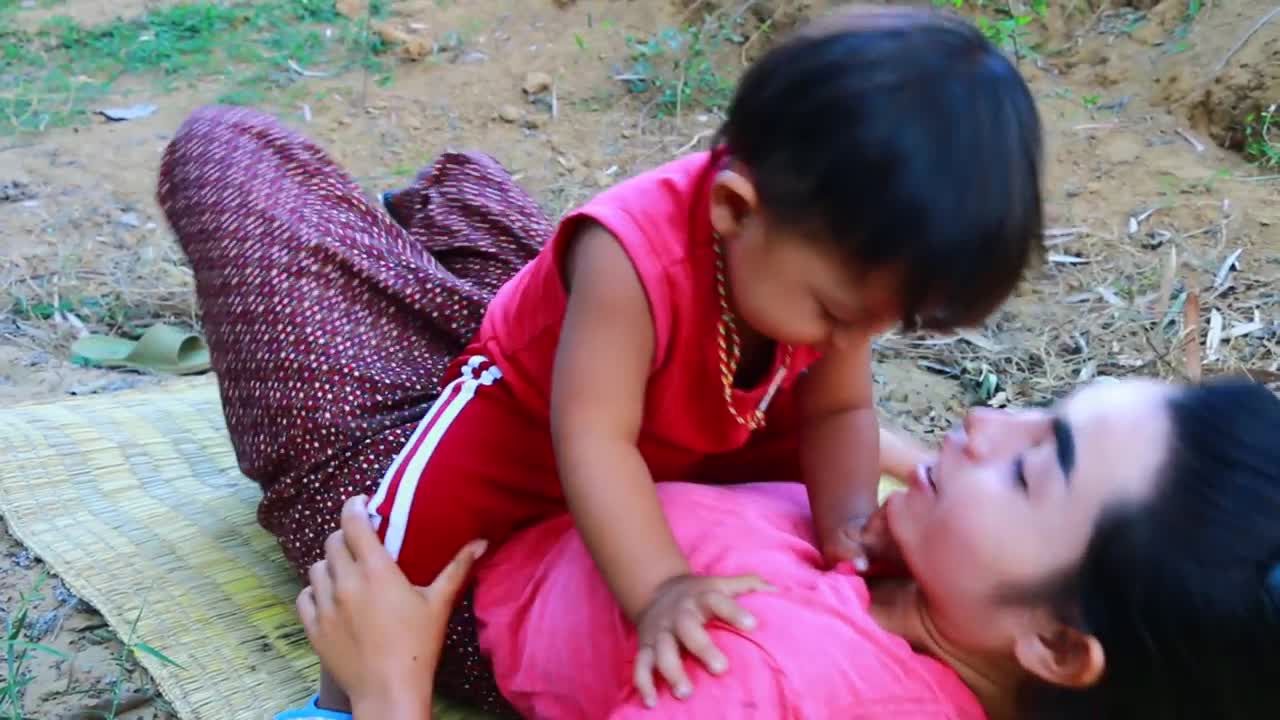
[1244,105,1279,169]
[1,572,181,720]
[618,0,1056,120]
[0,0,394,134]
[1,573,68,719]
[619,19,745,118]
[935,0,1048,59]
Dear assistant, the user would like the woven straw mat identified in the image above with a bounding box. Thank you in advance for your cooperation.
[0,378,488,720]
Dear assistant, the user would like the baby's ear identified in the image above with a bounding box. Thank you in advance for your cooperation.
[1013,618,1105,690]
[708,167,758,239]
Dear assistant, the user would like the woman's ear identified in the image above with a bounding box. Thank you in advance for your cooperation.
[1013,621,1105,689]
[708,166,759,240]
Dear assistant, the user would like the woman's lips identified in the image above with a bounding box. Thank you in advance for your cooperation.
[914,463,938,496]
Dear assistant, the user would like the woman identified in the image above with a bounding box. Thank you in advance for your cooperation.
[304,376,1280,719]
[156,98,1280,720]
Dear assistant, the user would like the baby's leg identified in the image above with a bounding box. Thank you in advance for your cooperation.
[312,356,563,713]
[368,355,565,586]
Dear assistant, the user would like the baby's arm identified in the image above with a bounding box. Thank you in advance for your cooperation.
[551,222,687,619]
[798,338,882,569]
[552,223,770,705]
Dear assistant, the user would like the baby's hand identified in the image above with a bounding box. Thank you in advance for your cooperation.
[632,573,774,707]
[859,505,908,577]
[820,514,874,573]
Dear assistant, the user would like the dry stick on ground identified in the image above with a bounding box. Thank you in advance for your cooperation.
[1183,290,1203,382]
[740,0,787,65]
[1214,6,1280,74]
[66,691,155,720]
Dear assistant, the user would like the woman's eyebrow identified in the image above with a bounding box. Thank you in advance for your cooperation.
[1052,416,1076,481]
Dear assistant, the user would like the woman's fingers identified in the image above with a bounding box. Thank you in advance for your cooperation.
[424,539,488,603]
[296,586,318,633]
[632,645,658,708]
[323,528,356,579]
[307,559,333,612]
[338,495,385,563]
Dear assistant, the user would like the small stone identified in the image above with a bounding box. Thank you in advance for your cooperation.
[594,171,613,188]
[520,115,544,130]
[117,211,143,228]
[0,180,36,203]
[522,71,553,95]
[498,105,524,124]
[621,128,635,139]
[1128,20,1166,46]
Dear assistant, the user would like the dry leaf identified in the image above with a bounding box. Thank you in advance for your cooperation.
[956,330,1001,352]
[1229,317,1265,339]
[1211,248,1243,294]
[1126,208,1156,236]
[1206,309,1223,361]
[1043,227,1088,247]
[1048,253,1090,264]
[1044,226,1088,239]
[1096,287,1124,306]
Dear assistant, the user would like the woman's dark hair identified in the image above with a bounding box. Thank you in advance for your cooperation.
[1026,377,1280,719]
[716,6,1043,331]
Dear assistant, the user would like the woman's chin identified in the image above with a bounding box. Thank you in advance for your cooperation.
[882,486,926,570]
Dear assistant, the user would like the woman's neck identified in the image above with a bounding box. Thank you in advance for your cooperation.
[867,579,1021,720]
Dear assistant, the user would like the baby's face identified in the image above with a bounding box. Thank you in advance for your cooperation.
[722,218,903,351]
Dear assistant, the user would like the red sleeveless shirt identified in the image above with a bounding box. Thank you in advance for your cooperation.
[466,152,822,481]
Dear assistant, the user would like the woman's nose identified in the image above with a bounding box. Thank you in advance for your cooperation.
[961,408,1012,459]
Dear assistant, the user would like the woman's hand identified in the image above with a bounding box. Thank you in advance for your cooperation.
[297,495,487,719]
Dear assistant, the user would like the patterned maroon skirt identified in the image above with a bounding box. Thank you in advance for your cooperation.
[157,105,545,716]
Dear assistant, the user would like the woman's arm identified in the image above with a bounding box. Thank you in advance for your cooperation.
[297,495,486,720]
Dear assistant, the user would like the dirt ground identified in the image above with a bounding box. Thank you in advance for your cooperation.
[1,0,1277,717]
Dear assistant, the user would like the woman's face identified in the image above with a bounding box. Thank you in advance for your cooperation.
[884,378,1176,654]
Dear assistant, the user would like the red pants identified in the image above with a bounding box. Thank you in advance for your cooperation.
[368,351,810,586]
[369,355,566,585]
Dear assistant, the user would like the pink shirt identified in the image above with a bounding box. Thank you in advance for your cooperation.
[474,482,986,720]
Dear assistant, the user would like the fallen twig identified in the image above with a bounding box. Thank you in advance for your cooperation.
[1214,7,1280,73]
[288,59,332,78]
[1175,128,1205,153]
[64,691,155,720]
[1183,290,1202,382]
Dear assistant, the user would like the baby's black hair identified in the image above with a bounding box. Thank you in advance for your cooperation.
[717,6,1043,331]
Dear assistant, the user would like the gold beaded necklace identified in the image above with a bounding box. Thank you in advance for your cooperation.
[712,236,794,431]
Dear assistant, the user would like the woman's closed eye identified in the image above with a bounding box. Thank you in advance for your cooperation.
[1013,456,1029,493]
